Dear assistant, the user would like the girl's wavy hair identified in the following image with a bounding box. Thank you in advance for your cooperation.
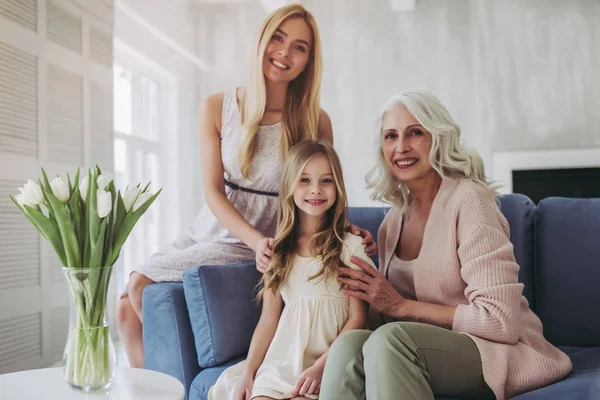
[258,140,349,299]
[366,90,499,212]
[239,4,322,180]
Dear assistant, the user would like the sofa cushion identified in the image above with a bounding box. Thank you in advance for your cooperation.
[512,346,600,399]
[534,198,600,346]
[183,262,261,368]
[498,194,536,308]
[189,356,245,400]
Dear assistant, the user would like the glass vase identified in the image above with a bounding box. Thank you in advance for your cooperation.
[62,266,116,391]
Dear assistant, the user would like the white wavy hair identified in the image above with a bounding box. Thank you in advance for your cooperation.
[366,90,498,212]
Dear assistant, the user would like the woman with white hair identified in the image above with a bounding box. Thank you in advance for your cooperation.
[319,91,572,400]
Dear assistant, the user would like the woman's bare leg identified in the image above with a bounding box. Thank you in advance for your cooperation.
[117,273,155,368]
[127,272,155,322]
[117,294,144,368]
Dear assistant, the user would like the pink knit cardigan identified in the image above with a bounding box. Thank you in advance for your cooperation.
[378,177,572,399]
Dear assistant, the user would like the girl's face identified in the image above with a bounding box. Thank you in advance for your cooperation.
[381,104,435,184]
[263,17,312,83]
[293,155,337,220]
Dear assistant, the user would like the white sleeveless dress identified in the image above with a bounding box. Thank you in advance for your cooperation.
[133,88,282,282]
[208,234,376,400]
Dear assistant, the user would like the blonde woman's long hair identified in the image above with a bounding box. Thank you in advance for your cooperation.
[240,4,322,179]
[258,140,348,299]
[366,90,498,212]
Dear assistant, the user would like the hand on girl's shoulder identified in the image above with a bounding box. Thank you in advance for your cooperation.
[341,233,376,271]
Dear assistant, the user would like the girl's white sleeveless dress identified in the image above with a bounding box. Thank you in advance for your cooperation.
[132,88,282,282]
[208,234,376,400]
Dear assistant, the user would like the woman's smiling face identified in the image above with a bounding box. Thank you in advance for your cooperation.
[381,104,434,184]
[263,17,312,83]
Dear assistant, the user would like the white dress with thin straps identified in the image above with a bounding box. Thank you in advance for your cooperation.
[132,88,282,282]
[208,234,376,400]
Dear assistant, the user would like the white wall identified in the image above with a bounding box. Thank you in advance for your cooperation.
[115,0,202,233]
[312,0,475,205]
[193,2,265,94]
[192,0,600,206]
[470,0,600,154]
[0,0,114,372]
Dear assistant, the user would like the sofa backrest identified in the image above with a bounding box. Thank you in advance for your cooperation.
[534,197,600,347]
[498,194,536,309]
[348,207,389,268]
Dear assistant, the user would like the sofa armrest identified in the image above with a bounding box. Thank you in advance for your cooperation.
[143,282,201,398]
[183,261,262,368]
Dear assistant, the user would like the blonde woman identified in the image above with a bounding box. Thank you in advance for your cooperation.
[117,4,375,369]
[209,140,375,400]
[319,91,572,400]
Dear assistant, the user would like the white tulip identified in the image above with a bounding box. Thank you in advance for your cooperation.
[133,190,153,212]
[79,176,89,202]
[97,189,112,218]
[15,193,32,208]
[50,177,70,203]
[122,186,140,212]
[17,179,44,207]
[96,175,112,191]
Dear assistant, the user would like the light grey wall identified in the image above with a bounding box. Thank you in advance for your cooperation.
[311,0,475,205]
[470,0,600,154]
[193,0,600,206]
[194,2,265,94]
[116,0,201,228]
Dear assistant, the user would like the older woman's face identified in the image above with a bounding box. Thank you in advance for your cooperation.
[381,104,433,184]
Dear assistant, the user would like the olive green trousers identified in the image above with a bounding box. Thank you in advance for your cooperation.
[319,322,495,400]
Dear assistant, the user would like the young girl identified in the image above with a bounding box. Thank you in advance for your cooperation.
[117,4,375,369]
[209,140,376,400]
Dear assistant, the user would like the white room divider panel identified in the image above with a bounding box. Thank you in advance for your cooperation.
[0,0,114,373]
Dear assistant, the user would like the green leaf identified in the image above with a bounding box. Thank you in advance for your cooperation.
[25,204,68,267]
[112,191,127,246]
[89,219,107,268]
[141,182,151,193]
[42,184,80,267]
[40,168,51,190]
[73,167,80,191]
[10,195,68,266]
[83,170,92,266]
[69,187,84,259]
[103,182,117,265]
[66,172,73,196]
[87,170,100,249]
[9,195,45,238]
[36,178,57,226]
[107,188,161,265]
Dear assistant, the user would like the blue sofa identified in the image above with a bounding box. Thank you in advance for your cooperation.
[143,194,600,400]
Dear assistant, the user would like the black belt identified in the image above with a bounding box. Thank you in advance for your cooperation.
[224,179,278,197]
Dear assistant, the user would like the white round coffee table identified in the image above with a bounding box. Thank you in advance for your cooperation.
[0,366,185,399]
